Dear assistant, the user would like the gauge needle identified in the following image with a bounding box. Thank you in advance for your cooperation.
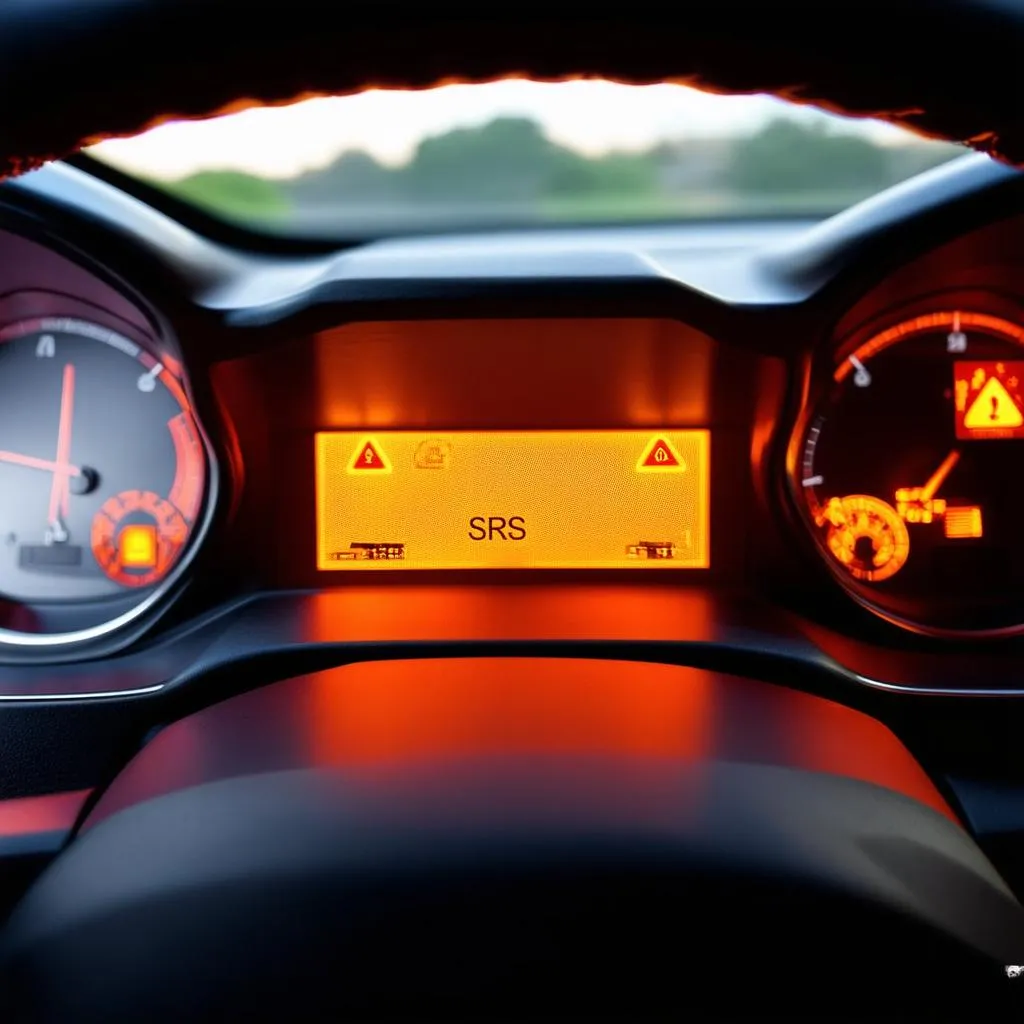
[920,449,961,501]
[0,451,80,475]
[47,363,75,527]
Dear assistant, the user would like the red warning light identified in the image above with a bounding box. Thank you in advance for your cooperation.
[348,438,391,473]
[355,442,385,469]
[643,441,679,467]
[636,436,685,472]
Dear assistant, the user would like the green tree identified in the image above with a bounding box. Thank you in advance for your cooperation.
[164,170,289,219]
[284,117,661,209]
[548,150,657,196]
[289,151,396,204]
[726,118,889,194]
[399,117,559,200]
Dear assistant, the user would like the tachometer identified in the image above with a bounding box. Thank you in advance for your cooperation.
[0,317,209,644]
[791,310,1024,634]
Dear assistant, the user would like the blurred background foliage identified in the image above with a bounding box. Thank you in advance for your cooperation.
[145,115,964,232]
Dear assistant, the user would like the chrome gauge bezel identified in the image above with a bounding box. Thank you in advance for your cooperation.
[0,316,218,651]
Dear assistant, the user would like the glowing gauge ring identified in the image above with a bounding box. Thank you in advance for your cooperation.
[834,312,1024,383]
[819,495,910,582]
[91,491,190,588]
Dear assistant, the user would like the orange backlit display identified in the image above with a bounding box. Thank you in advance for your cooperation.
[316,431,710,570]
[953,361,1024,438]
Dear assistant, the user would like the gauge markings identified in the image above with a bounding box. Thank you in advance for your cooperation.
[849,355,871,387]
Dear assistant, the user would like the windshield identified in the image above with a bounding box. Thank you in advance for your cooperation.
[87,80,966,237]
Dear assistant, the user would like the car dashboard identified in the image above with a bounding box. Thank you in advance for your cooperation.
[5,152,1024,911]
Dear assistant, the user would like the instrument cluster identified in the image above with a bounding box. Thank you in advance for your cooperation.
[788,298,1024,637]
[2,169,1024,664]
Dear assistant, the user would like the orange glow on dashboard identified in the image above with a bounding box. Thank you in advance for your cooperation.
[313,320,712,429]
[315,430,710,570]
[307,659,715,767]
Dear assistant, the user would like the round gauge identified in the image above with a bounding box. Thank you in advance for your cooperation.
[792,309,1024,634]
[0,317,209,643]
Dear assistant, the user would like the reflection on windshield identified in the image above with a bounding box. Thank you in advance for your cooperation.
[87,81,966,236]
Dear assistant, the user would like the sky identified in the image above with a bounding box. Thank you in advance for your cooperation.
[89,79,920,181]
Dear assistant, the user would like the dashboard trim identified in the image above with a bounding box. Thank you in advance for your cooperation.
[0,683,165,702]
[4,671,1024,704]
[6,155,1020,313]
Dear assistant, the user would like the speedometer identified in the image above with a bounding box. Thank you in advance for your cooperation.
[0,318,210,645]
[790,309,1024,635]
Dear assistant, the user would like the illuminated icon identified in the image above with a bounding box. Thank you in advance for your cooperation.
[963,377,1023,429]
[817,494,910,583]
[944,506,983,539]
[347,437,392,473]
[91,490,188,588]
[636,436,685,472]
[626,540,678,559]
[895,488,946,524]
[971,368,986,390]
[894,449,958,524]
[414,439,452,469]
[118,523,158,567]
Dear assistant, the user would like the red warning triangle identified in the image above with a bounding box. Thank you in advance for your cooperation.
[637,436,685,472]
[348,437,392,473]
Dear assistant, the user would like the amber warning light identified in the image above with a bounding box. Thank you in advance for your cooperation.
[954,361,1024,439]
[315,430,710,570]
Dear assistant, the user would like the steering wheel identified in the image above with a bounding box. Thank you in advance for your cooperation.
[1,2,1024,1021]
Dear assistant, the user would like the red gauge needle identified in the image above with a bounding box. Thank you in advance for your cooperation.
[0,451,81,475]
[47,363,75,525]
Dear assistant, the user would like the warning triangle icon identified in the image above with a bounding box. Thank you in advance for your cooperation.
[964,377,1023,429]
[348,437,392,473]
[636,436,685,472]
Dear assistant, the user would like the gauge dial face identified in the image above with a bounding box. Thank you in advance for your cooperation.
[0,318,206,630]
[794,310,1024,633]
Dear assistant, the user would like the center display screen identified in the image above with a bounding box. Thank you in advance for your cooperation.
[315,430,710,570]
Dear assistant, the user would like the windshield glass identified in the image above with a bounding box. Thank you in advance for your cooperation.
[87,80,966,237]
